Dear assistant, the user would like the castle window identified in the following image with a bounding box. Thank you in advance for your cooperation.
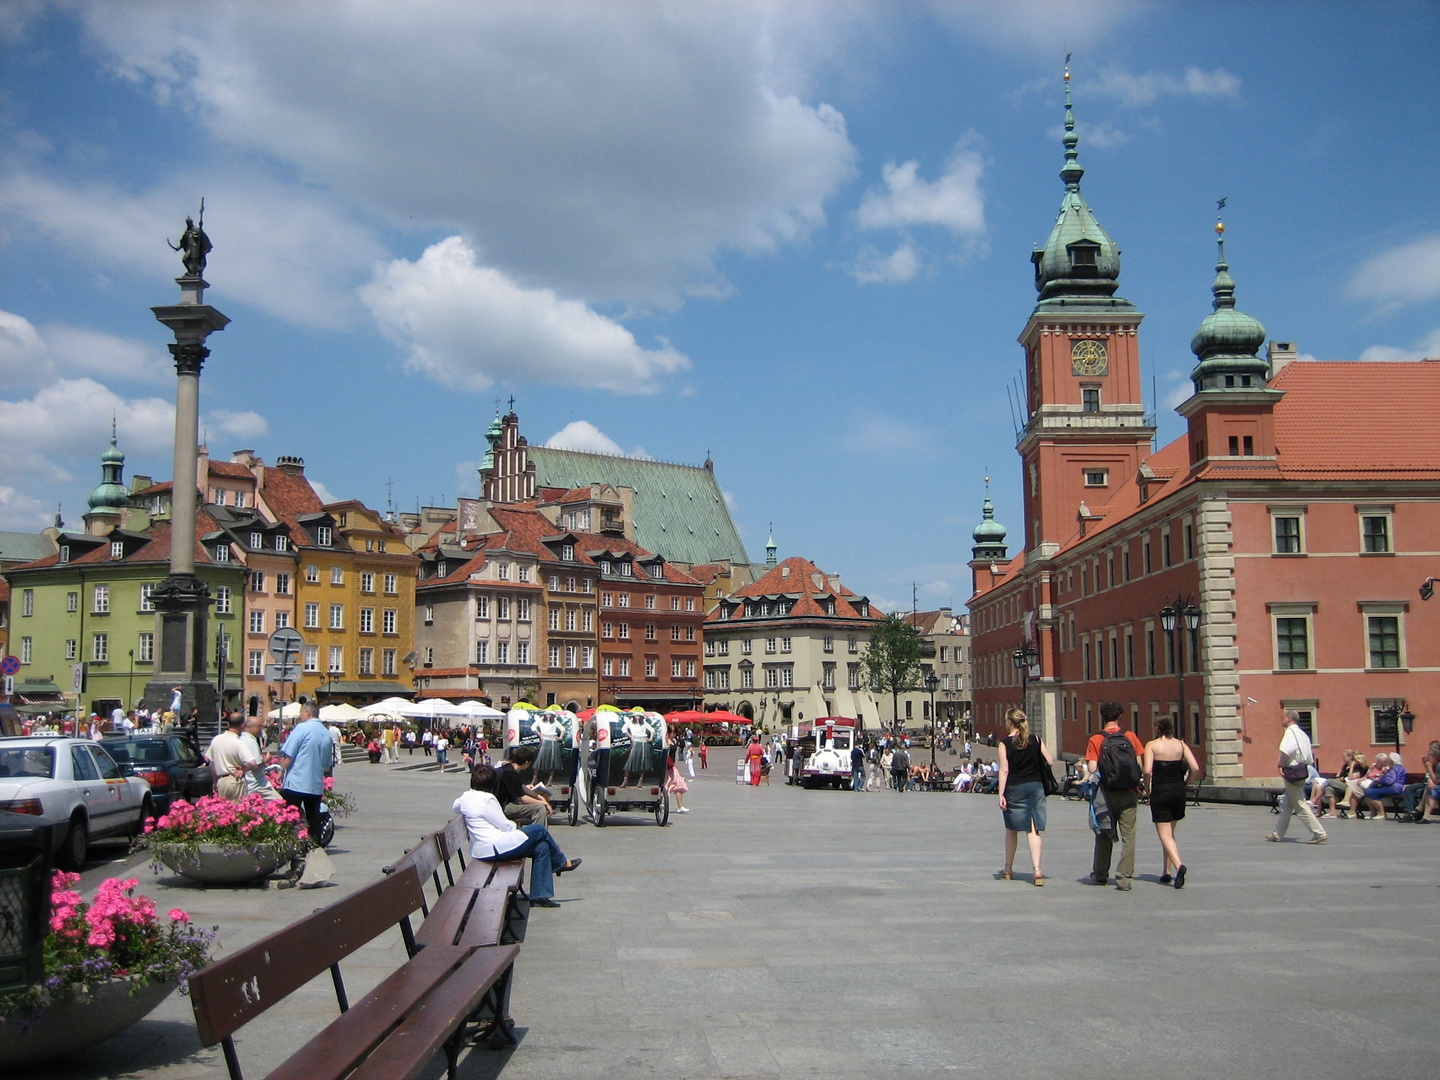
[1071,246,1096,266]
[1082,387,1100,413]
[1084,470,1108,487]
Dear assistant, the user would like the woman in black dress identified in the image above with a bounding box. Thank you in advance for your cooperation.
[1142,717,1201,888]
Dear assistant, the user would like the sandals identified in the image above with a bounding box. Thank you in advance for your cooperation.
[997,869,1014,880]
[1032,872,1044,887]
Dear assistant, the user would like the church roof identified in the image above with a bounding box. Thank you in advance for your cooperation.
[527,446,748,567]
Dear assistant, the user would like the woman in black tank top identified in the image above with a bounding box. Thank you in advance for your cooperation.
[997,708,1053,886]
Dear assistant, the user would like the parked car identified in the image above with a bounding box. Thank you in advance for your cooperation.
[0,737,154,869]
[100,734,213,814]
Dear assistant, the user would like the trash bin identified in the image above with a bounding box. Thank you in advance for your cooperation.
[0,826,54,996]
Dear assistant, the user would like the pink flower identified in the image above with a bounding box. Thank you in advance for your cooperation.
[167,908,189,923]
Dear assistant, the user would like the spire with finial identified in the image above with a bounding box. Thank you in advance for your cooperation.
[765,525,777,569]
[971,477,1008,563]
[54,503,64,530]
[88,420,129,516]
[1030,57,1124,304]
[1188,202,1269,392]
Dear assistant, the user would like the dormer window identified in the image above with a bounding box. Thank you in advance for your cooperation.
[518,565,530,583]
[561,543,575,561]
[110,541,124,559]
[250,531,263,549]
[649,564,663,580]
[316,526,332,546]
[275,535,288,552]
[601,560,612,575]
[1070,245,1097,266]
[619,562,632,576]
[59,545,70,564]
[437,560,447,577]
[214,544,229,562]
[338,512,348,527]
[497,562,509,581]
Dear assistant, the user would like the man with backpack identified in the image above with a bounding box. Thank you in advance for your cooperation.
[1085,702,1146,890]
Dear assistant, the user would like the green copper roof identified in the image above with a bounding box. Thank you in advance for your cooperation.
[87,427,128,513]
[1189,225,1269,392]
[529,447,749,567]
[972,494,1007,545]
[1032,75,1124,304]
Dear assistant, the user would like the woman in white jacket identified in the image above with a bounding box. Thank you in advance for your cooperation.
[454,764,582,907]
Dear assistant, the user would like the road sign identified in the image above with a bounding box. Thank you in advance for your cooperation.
[265,663,303,683]
[0,655,19,677]
[267,628,304,664]
[3,675,12,697]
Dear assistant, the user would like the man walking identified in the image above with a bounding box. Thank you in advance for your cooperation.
[891,743,910,791]
[1268,709,1327,843]
[851,738,867,792]
[279,702,331,846]
[1086,702,1145,889]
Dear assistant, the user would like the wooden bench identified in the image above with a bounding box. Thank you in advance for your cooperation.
[383,834,448,918]
[437,814,471,885]
[188,865,518,1080]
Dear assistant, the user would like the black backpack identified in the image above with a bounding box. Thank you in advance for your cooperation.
[1098,731,1142,791]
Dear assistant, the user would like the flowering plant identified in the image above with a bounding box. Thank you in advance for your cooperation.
[145,793,308,864]
[321,775,358,817]
[0,872,213,1022]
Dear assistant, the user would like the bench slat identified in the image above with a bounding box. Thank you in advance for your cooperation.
[413,887,478,950]
[263,944,473,1080]
[345,945,519,1080]
[189,865,423,1047]
[455,890,511,949]
[385,835,446,910]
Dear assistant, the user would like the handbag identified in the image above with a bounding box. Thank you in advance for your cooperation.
[1280,762,1309,783]
[1037,744,1059,797]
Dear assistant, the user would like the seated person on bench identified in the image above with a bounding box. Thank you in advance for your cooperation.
[1401,743,1440,822]
[1363,754,1408,821]
[498,746,552,826]
[456,763,581,909]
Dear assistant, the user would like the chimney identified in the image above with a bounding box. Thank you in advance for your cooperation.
[826,574,841,592]
[1267,340,1298,379]
[275,455,306,474]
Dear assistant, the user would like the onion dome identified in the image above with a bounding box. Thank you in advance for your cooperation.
[1032,69,1122,301]
[1189,220,1270,392]
[87,422,129,514]
[971,481,1008,563]
[480,410,504,473]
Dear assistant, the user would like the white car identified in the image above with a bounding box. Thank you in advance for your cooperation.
[0,737,154,869]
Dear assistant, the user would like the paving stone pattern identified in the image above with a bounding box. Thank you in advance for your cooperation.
[50,747,1440,1079]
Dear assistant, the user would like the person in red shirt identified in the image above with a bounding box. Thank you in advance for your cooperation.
[1085,702,1146,890]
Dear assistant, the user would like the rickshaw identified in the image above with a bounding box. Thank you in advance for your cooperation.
[504,704,584,825]
[584,706,669,826]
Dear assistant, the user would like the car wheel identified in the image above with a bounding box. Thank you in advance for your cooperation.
[59,815,89,871]
[133,795,154,838]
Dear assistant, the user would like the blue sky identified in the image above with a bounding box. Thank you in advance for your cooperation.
[3,2,1438,614]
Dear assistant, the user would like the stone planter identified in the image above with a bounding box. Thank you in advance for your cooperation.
[154,841,293,885]
[0,977,175,1068]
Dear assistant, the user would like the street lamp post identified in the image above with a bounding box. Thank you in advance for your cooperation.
[1159,596,1202,742]
[1377,700,1416,758]
[127,649,135,711]
[924,672,939,772]
[1011,643,1037,714]
[604,682,621,706]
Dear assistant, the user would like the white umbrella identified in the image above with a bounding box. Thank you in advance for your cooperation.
[267,701,301,720]
[450,700,504,720]
[359,696,415,718]
[399,698,465,720]
[319,702,363,722]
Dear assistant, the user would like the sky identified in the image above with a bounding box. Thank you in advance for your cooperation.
[3,1,1439,616]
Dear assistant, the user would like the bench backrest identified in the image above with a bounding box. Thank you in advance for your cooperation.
[188,864,423,1047]
[385,834,446,912]
[437,814,471,883]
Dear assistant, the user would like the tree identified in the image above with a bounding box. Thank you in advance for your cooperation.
[861,614,923,729]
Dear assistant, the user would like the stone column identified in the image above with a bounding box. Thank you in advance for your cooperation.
[141,273,229,741]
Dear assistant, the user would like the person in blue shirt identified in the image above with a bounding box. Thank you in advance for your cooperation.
[280,702,331,846]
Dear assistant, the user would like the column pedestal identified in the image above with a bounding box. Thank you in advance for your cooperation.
[140,572,217,743]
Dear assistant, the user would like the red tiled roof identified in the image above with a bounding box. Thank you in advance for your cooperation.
[10,515,227,572]
[207,461,256,480]
[0,579,9,603]
[708,555,875,623]
[257,466,325,548]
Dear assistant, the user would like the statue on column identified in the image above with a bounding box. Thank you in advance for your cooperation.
[168,204,212,277]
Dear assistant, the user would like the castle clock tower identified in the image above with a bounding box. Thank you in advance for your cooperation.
[1017,69,1154,557]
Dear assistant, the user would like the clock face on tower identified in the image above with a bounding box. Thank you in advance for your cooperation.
[1070,338,1108,376]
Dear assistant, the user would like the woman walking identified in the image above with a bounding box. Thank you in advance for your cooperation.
[1142,717,1200,888]
[996,707,1052,886]
[744,735,765,785]
[665,740,690,814]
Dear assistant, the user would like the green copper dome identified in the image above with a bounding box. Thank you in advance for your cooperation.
[1032,75,1122,301]
[87,425,128,514]
[1189,224,1270,392]
[972,496,1007,544]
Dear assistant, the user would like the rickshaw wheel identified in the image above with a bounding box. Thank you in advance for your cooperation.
[568,794,580,827]
[595,789,608,827]
[655,791,669,827]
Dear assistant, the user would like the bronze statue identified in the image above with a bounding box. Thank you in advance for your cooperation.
[168,204,212,277]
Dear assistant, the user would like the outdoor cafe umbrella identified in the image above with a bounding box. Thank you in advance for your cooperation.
[399,698,466,721]
[318,702,364,722]
[359,697,414,720]
[449,700,504,720]
[267,701,301,720]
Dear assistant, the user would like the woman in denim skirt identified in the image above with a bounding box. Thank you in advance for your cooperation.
[996,707,1054,886]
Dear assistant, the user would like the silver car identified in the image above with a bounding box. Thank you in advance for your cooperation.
[0,737,154,869]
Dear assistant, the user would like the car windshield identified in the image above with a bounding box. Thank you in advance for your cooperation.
[103,740,171,764]
[0,747,57,780]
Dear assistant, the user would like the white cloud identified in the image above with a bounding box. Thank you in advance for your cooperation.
[1162,377,1192,411]
[0,485,48,531]
[205,410,268,440]
[0,170,386,328]
[857,147,985,235]
[0,309,169,389]
[75,3,857,309]
[544,420,651,460]
[851,415,928,452]
[361,237,689,394]
[1358,327,1440,363]
[1349,235,1440,308]
[1047,120,1132,149]
[311,480,338,506]
[0,377,176,483]
[848,243,921,285]
[1088,66,1242,108]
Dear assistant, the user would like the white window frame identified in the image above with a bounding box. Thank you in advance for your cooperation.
[216,585,232,614]
[1267,602,1316,672]
[92,632,108,663]
[328,645,344,673]
[1357,506,1394,554]
[1360,602,1407,670]
[383,609,397,634]
[93,584,110,614]
[331,566,344,585]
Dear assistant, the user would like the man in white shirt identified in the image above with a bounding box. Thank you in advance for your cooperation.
[240,715,281,800]
[1268,709,1327,844]
[206,711,250,801]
